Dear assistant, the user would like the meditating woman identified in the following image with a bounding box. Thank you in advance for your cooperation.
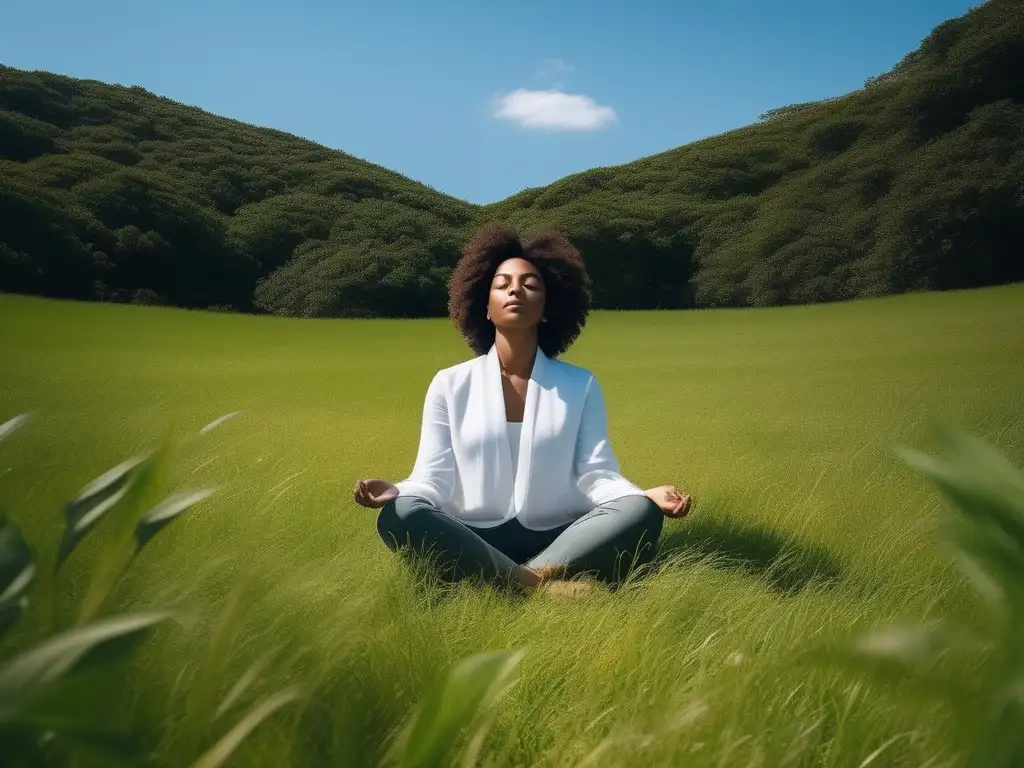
[352,222,692,593]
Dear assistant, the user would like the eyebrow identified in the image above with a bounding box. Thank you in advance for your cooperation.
[494,271,541,279]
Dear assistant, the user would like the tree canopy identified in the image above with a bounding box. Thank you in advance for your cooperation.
[1,0,1021,316]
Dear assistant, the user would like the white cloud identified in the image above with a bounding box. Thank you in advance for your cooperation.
[493,89,617,131]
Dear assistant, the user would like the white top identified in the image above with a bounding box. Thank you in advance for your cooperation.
[507,421,523,480]
[394,345,645,530]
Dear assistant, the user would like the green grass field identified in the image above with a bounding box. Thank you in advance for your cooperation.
[2,284,1023,766]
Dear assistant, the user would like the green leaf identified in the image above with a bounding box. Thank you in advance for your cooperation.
[0,519,34,600]
[806,623,973,700]
[899,425,1024,542]
[0,563,34,606]
[75,443,171,626]
[0,413,31,444]
[135,488,216,550]
[851,623,959,666]
[896,426,1024,611]
[191,686,303,768]
[0,519,35,637]
[0,611,174,722]
[56,453,153,570]
[393,648,525,768]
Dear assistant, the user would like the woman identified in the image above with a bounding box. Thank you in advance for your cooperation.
[353,222,692,594]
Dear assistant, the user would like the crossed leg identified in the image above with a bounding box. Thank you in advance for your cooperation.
[376,494,663,588]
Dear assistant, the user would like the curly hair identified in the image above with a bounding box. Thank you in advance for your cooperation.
[448,221,592,358]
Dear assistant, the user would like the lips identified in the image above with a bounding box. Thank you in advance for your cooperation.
[504,300,523,308]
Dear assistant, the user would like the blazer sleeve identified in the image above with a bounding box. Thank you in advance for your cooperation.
[573,375,646,506]
[394,372,457,508]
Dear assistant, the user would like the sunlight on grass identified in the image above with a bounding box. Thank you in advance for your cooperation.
[1,284,1022,765]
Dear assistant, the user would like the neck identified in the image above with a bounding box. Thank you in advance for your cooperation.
[494,329,538,378]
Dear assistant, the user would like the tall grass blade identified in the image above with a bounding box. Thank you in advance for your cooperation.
[198,412,242,435]
[0,414,31,444]
[849,623,961,666]
[191,686,303,768]
[823,425,1024,767]
[858,733,912,767]
[0,563,34,605]
[75,447,169,625]
[391,648,525,768]
[573,737,617,768]
[135,488,217,550]
[179,580,252,753]
[0,519,34,636]
[56,452,153,571]
[0,611,174,721]
[895,425,1024,612]
[214,649,278,720]
[806,630,969,700]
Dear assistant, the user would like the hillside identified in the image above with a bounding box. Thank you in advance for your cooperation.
[0,69,477,315]
[488,0,1024,308]
[1,0,1022,316]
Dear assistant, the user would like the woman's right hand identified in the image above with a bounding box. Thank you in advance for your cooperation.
[353,479,399,508]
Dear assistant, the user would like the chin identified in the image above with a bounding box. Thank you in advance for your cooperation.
[499,314,540,328]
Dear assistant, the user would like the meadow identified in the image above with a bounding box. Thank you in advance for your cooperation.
[1,283,1023,766]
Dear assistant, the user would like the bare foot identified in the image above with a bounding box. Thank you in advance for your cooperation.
[515,566,596,597]
[536,580,597,598]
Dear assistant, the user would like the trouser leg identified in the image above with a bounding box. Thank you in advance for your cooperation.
[526,494,663,583]
[376,496,521,583]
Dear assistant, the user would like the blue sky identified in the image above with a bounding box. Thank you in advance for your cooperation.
[2,0,978,204]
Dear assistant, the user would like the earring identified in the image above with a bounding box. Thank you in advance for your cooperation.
[541,316,547,323]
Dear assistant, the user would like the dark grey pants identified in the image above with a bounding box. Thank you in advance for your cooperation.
[376,494,663,585]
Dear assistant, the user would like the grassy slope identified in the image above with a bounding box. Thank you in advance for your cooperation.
[1,286,1023,765]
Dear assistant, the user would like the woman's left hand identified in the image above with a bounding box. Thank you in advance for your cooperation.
[644,485,692,518]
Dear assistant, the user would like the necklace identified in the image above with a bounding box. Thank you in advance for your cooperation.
[498,355,523,380]
[498,353,534,380]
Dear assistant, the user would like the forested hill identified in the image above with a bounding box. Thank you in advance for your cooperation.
[2,0,1022,317]
[0,69,477,316]
[488,0,1024,309]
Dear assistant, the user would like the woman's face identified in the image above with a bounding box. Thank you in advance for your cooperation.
[487,257,546,330]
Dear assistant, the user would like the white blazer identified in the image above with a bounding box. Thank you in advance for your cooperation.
[395,344,645,530]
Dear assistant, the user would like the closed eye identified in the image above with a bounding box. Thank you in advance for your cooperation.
[494,278,542,290]
[494,272,542,289]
